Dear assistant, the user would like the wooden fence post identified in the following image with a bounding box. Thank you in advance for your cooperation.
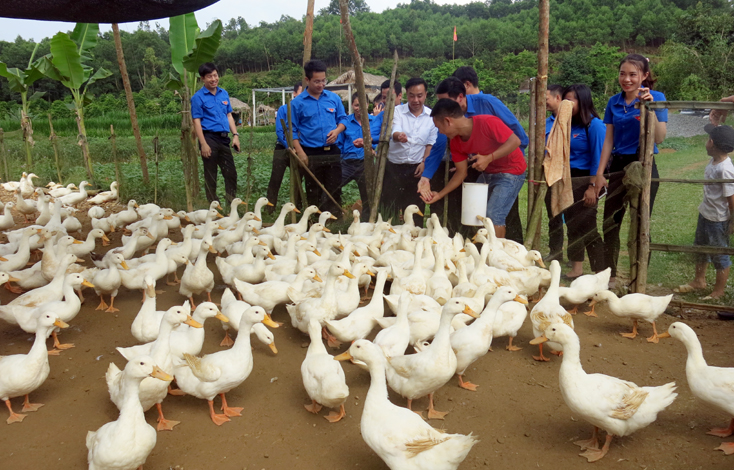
[532,0,549,251]
[369,50,399,224]
[48,114,62,183]
[526,77,537,229]
[0,128,7,181]
[635,106,656,294]
[110,124,122,198]
[153,134,160,205]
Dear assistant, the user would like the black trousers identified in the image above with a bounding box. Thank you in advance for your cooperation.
[545,188,565,262]
[339,158,370,221]
[505,196,524,244]
[201,132,237,204]
[602,153,660,277]
[266,143,302,209]
[381,160,424,227]
[302,146,342,215]
[564,169,604,271]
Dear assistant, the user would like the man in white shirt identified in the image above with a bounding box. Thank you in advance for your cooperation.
[381,77,437,226]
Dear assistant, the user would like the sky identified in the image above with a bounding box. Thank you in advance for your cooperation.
[0,0,478,42]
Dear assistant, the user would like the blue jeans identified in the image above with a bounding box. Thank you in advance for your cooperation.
[694,213,731,270]
[476,172,526,226]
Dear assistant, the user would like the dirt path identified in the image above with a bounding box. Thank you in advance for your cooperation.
[1,213,733,470]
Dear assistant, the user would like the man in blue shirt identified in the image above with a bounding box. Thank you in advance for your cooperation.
[191,62,239,204]
[370,80,402,144]
[544,84,565,263]
[291,60,347,215]
[337,92,379,221]
[266,82,303,213]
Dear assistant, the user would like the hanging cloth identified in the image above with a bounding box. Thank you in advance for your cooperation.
[543,99,574,217]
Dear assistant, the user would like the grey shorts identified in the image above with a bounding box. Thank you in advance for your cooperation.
[694,213,731,270]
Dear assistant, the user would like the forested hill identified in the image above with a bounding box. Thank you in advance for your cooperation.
[215,0,703,73]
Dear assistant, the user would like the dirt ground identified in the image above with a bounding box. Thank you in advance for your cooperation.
[1,205,734,470]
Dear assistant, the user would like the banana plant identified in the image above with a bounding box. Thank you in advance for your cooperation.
[38,23,111,183]
[0,43,45,170]
[166,14,223,210]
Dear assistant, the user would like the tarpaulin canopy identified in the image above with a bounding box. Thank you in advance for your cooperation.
[0,0,219,23]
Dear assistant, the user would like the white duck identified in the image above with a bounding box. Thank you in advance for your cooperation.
[109,199,139,227]
[373,292,414,357]
[88,356,171,469]
[492,294,530,352]
[234,267,322,314]
[92,253,129,313]
[590,290,672,343]
[425,244,452,305]
[335,340,478,470]
[173,306,277,425]
[385,299,475,419]
[301,318,350,422]
[325,269,389,343]
[58,180,89,207]
[169,302,229,359]
[529,260,574,362]
[450,287,524,391]
[530,323,677,462]
[187,200,223,225]
[130,277,164,343]
[48,183,77,198]
[19,173,38,198]
[12,187,36,222]
[0,313,67,424]
[558,268,611,315]
[113,305,201,431]
[179,241,216,307]
[0,201,15,230]
[68,228,109,257]
[664,322,734,454]
[89,181,119,205]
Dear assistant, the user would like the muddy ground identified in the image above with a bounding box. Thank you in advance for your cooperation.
[1,203,733,470]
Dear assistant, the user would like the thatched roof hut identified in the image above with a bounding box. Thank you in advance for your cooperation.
[230,97,251,126]
[255,104,277,126]
[328,70,388,101]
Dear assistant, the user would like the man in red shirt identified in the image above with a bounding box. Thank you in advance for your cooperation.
[426,98,525,238]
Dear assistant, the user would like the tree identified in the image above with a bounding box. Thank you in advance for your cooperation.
[166,13,223,211]
[0,43,45,169]
[38,24,112,182]
[320,0,370,16]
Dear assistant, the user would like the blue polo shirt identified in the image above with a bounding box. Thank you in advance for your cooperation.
[275,104,289,147]
[545,114,605,175]
[191,86,233,133]
[423,93,529,179]
[545,115,555,138]
[291,88,347,148]
[603,90,667,155]
[337,113,378,161]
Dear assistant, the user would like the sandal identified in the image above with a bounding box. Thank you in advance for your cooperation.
[561,273,582,281]
[674,284,699,294]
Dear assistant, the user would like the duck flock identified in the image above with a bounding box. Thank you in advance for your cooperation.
[0,172,732,469]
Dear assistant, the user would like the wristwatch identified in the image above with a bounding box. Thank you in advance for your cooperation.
[232,133,239,136]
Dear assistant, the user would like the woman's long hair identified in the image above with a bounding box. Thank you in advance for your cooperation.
[564,84,599,128]
[619,53,657,89]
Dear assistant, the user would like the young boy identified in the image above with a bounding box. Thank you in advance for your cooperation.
[677,123,734,299]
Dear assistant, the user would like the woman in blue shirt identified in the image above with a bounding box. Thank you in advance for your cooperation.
[588,54,668,287]
[563,84,605,279]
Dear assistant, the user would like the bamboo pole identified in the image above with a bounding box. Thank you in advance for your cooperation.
[302,0,315,83]
[532,0,549,251]
[650,243,734,255]
[245,113,254,211]
[113,23,149,184]
[670,300,734,313]
[338,0,375,199]
[642,101,734,110]
[48,114,62,183]
[283,94,307,220]
[443,146,450,226]
[526,77,537,229]
[635,107,657,294]
[154,134,160,205]
[0,128,7,182]
[651,178,734,184]
[110,124,122,198]
[369,50,399,224]
[628,109,648,293]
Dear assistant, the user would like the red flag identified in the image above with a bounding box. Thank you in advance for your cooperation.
[453,26,457,42]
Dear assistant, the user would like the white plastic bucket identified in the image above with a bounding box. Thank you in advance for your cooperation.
[461,182,488,226]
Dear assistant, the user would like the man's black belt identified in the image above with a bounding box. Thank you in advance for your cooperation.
[203,130,229,138]
[301,145,335,152]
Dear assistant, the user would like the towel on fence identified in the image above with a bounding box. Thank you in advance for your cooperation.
[543,99,574,217]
